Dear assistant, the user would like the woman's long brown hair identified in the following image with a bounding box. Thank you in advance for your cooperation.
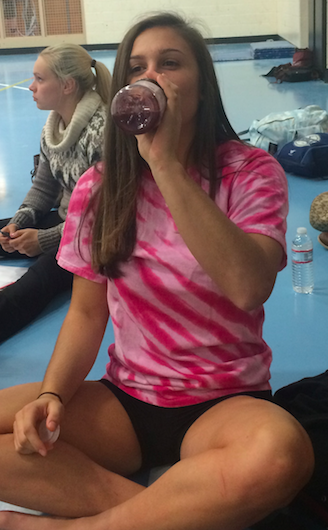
[90,12,240,279]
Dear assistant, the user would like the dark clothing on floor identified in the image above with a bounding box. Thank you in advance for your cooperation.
[0,211,72,343]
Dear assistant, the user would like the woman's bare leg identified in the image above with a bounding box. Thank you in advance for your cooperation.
[0,396,314,530]
[0,382,145,517]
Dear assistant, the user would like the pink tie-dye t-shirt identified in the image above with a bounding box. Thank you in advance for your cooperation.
[57,141,288,407]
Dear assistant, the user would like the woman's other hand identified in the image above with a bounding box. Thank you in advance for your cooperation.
[13,395,63,457]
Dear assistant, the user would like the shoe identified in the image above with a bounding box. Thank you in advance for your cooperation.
[318,233,328,249]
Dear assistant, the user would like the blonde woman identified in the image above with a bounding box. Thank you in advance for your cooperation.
[0,43,111,343]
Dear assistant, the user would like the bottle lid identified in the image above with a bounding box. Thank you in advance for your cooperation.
[38,419,60,444]
[296,227,307,234]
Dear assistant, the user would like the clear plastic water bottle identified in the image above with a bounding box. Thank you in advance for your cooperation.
[291,227,314,293]
[111,78,166,135]
[38,419,60,444]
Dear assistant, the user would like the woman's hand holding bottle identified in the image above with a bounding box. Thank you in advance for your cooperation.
[13,395,63,457]
[138,75,182,165]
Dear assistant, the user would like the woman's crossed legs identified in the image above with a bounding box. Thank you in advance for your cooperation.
[0,382,314,530]
[0,381,144,517]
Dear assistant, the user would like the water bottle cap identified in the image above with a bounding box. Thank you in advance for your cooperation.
[38,419,60,444]
[296,227,307,234]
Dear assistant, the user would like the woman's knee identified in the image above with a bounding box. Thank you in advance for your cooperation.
[183,396,314,509]
[235,406,315,507]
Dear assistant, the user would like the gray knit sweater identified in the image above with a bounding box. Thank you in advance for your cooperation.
[10,90,107,253]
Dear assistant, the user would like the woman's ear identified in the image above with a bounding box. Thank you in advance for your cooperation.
[63,77,77,95]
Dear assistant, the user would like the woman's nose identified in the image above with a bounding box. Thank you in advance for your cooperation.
[29,80,35,91]
[144,65,159,80]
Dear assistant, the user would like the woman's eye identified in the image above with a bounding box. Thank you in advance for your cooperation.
[130,65,144,74]
[163,60,178,68]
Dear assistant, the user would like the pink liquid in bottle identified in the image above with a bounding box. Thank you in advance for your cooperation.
[111,79,166,135]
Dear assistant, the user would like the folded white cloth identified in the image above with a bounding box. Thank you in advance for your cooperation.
[0,501,42,515]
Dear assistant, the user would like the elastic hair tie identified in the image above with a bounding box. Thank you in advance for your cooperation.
[38,392,63,404]
[91,59,96,68]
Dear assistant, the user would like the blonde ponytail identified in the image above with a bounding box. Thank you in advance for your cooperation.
[91,59,111,104]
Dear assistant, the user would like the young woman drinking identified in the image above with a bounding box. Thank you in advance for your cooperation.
[0,12,314,530]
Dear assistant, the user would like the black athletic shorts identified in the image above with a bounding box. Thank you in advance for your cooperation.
[100,379,272,469]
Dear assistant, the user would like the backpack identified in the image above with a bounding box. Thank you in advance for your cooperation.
[262,48,320,83]
[293,48,315,68]
[239,106,328,154]
[251,371,328,530]
[275,133,328,178]
[263,65,320,83]
[262,48,320,84]
[274,371,328,527]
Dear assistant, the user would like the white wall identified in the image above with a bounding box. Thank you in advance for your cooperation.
[82,0,279,45]
[0,0,308,51]
[277,0,309,48]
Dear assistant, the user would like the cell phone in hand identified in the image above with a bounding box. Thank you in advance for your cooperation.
[0,230,10,238]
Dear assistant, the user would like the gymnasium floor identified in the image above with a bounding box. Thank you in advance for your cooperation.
[0,46,327,521]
